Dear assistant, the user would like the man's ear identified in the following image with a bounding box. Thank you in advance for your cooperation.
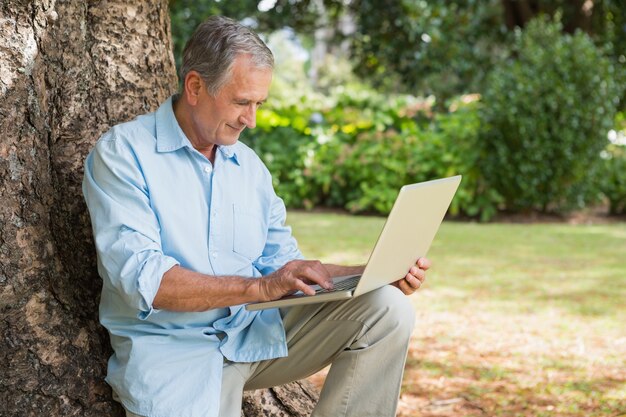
[183,71,204,106]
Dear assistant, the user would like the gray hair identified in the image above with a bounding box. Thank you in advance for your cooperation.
[180,16,274,96]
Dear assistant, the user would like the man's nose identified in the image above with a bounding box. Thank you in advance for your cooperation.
[239,105,257,129]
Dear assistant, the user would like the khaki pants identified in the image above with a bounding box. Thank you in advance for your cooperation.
[124,285,415,417]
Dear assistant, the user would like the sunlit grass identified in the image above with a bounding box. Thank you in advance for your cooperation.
[289,212,626,318]
[289,210,626,417]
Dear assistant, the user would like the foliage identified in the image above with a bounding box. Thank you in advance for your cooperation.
[243,85,502,220]
[595,0,626,110]
[530,0,626,109]
[349,0,508,103]
[315,96,499,220]
[600,112,626,214]
[169,0,509,104]
[479,16,621,213]
[169,0,625,110]
[242,83,406,210]
[169,2,625,220]
[430,98,503,221]
[601,143,626,214]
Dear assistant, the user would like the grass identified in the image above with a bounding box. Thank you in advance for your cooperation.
[287,210,626,417]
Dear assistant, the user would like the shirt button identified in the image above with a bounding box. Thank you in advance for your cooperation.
[204,166,212,173]
[212,252,218,258]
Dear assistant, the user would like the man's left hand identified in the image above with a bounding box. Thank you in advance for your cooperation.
[393,257,431,295]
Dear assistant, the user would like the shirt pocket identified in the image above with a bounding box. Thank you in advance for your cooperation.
[232,205,267,261]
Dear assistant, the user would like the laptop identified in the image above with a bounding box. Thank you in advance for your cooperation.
[245,175,462,311]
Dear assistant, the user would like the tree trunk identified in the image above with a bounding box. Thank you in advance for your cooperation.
[501,0,595,34]
[562,0,593,35]
[501,0,539,30]
[0,2,317,416]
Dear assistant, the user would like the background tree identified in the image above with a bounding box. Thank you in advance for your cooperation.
[170,0,624,109]
[0,1,175,415]
[167,0,624,220]
[0,1,316,415]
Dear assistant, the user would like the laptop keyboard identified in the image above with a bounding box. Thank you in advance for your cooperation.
[315,275,361,294]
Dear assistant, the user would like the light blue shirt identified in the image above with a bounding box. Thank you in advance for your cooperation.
[82,96,303,417]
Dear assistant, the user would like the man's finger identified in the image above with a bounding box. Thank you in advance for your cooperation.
[408,267,426,283]
[415,269,426,283]
[398,279,413,295]
[294,279,317,296]
[417,257,432,270]
[298,263,333,290]
[404,274,421,289]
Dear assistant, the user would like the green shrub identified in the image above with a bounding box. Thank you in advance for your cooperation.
[243,83,433,211]
[601,144,626,215]
[244,86,503,220]
[302,89,438,214]
[309,95,502,219]
[432,97,503,221]
[600,113,626,214]
[321,130,424,214]
[479,16,621,213]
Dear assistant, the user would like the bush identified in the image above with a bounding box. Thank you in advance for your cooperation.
[600,113,626,214]
[321,97,502,219]
[601,144,626,215]
[243,83,434,211]
[244,87,504,220]
[321,130,425,214]
[432,97,503,221]
[479,16,621,213]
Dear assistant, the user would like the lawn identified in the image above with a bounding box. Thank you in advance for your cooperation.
[287,210,626,417]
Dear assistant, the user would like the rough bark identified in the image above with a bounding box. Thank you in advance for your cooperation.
[1,1,177,415]
[0,1,317,416]
[242,381,319,417]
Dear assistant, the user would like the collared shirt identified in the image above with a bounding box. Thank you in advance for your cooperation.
[82,96,303,417]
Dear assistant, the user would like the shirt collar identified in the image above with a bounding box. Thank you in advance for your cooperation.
[155,95,240,166]
[217,144,239,165]
[155,95,190,153]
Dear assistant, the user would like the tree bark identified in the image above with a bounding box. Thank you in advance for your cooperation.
[562,0,593,35]
[0,2,317,416]
[501,0,539,30]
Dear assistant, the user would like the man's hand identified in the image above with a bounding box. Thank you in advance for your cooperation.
[393,257,431,295]
[257,260,334,301]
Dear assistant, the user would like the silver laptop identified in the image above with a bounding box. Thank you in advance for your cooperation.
[245,175,462,311]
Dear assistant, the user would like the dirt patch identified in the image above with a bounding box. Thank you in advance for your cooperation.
[489,206,626,225]
[306,308,626,417]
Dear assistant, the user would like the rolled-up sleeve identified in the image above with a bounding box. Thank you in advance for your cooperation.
[83,133,179,319]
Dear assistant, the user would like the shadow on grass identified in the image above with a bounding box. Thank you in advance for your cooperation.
[402,356,626,417]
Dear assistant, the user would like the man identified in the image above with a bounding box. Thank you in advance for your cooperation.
[83,16,430,417]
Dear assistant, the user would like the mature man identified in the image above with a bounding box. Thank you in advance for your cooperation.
[83,16,430,417]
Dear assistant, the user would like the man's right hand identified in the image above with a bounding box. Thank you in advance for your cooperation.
[257,260,334,301]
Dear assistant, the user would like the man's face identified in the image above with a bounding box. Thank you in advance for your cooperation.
[189,54,272,150]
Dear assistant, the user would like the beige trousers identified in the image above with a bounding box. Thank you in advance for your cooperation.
[125,285,415,417]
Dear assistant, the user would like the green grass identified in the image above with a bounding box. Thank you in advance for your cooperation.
[288,210,626,417]
[288,211,626,320]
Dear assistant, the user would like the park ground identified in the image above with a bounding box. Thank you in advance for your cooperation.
[288,211,626,417]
